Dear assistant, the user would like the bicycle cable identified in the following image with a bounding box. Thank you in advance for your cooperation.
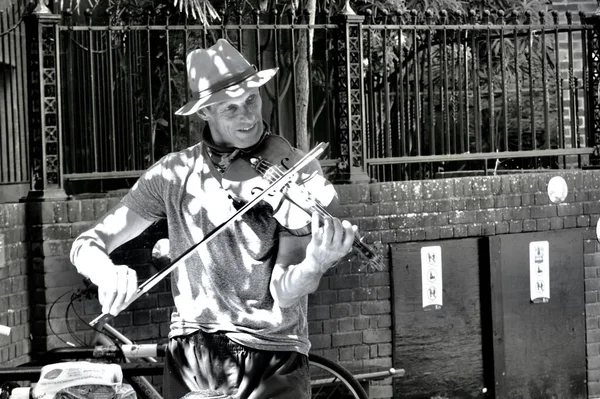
[47,289,78,347]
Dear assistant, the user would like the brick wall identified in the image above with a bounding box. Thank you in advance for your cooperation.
[25,196,172,354]
[330,170,600,398]
[4,169,600,397]
[0,203,30,367]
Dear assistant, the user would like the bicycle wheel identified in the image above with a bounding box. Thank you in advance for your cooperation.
[308,354,369,399]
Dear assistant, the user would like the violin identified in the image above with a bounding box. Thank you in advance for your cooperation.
[221,133,384,271]
[89,135,383,327]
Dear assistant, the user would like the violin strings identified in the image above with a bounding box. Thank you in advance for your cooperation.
[255,160,381,264]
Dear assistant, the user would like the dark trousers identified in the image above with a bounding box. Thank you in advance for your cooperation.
[162,331,311,399]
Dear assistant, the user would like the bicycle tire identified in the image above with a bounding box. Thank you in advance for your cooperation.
[308,353,369,399]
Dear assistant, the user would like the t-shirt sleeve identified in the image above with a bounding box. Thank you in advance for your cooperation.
[121,157,169,221]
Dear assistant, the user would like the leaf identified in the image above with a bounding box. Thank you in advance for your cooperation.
[171,0,220,24]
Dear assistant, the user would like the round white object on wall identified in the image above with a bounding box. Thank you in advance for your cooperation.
[547,176,568,203]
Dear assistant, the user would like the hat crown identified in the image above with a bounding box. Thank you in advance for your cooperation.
[187,39,253,95]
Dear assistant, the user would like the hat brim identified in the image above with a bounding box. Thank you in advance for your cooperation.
[175,67,279,116]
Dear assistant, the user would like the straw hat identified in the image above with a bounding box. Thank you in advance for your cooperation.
[175,39,278,116]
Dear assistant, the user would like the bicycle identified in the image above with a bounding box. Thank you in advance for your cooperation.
[0,281,387,399]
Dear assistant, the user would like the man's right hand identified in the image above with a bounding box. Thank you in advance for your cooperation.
[96,265,138,316]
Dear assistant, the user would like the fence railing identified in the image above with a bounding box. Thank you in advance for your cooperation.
[58,13,339,182]
[361,11,596,181]
[0,0,29,186]
[6,5,600,197]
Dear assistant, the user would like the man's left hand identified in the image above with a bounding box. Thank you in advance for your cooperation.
[305,212,356,274]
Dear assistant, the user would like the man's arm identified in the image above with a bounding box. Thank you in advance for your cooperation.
[270,213,355,308]
[70,203,154,315]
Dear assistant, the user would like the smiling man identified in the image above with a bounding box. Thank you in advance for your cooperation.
[70,39,357,399]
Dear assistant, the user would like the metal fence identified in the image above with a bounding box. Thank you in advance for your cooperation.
[4,6,599,189]
[57,8,597,185]
[362,10,595,181]
[59,10,339,183]
[0,0,28,186]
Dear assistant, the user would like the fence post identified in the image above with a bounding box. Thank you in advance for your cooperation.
[587,11,600,166]
[24,0,67,200]
[332,2,371,183]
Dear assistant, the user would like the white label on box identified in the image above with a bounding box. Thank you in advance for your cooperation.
[530,241,550,303]
[421,246,442,310]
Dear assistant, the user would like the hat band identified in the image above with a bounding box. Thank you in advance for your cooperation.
[192,66,258,101]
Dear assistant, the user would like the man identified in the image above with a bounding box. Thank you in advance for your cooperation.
[70,39,356,399]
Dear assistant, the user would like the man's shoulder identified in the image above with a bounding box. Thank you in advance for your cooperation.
[158,142,204,168]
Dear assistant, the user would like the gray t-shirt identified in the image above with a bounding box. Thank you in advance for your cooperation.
[121,136,333,355]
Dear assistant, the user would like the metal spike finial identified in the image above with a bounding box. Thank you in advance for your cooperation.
[339,0,356,16]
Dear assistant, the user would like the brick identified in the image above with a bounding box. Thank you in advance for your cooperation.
[585,254,600,267]
[361,272,390,287]
[523,219,536,232]
[467,224,482,237]
[354,316,370,330]
[587,266,600,279]
[42,224,72,240]
[465,198,480,210]
[363,357,392,368]
[439,226,453,239]
[369,185,383,203]
[422,201,437,213]
[578,215,590,227]
[534,192,550,205]
[354,345,370,359]
[330,275,359,290]
[353,287,377,301]
[440,179,454,198]
[338,318,354,332]
[308,305,330,321]
[406,201,423,213]
[323,319,339,334]
[308,321,322,334]
[411,229,426,241]
[480,196,494,209]
[481,222,495,236]
[378,183,393,202]
[531,205,557,218]
[521,194,534,206]
[452,198,467,210]
[589,302,600,316]
[361,300,391,315]
[590,343,600,358]
[376,315,392,328]
[454,225,468,237]
[557,203,583,216]
[589,356,600,370]
[504,207,531,220]
[585,202,600,215]
[378,342,393,356]
[448,210,477,224]
[509,220,523,233]
[80,200,96,221]
[67,201,82,223]
[564,216,578,229]
[377,287,391,300]
[330,303,353,318]
[339,347,354,361]
[332,331,362,347]
[587,280,600,291]
[422,180,446,200]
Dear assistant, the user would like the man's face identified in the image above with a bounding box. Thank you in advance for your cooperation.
[200,88,264,149]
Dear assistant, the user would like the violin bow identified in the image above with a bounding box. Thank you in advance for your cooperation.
[89,143,328,328]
